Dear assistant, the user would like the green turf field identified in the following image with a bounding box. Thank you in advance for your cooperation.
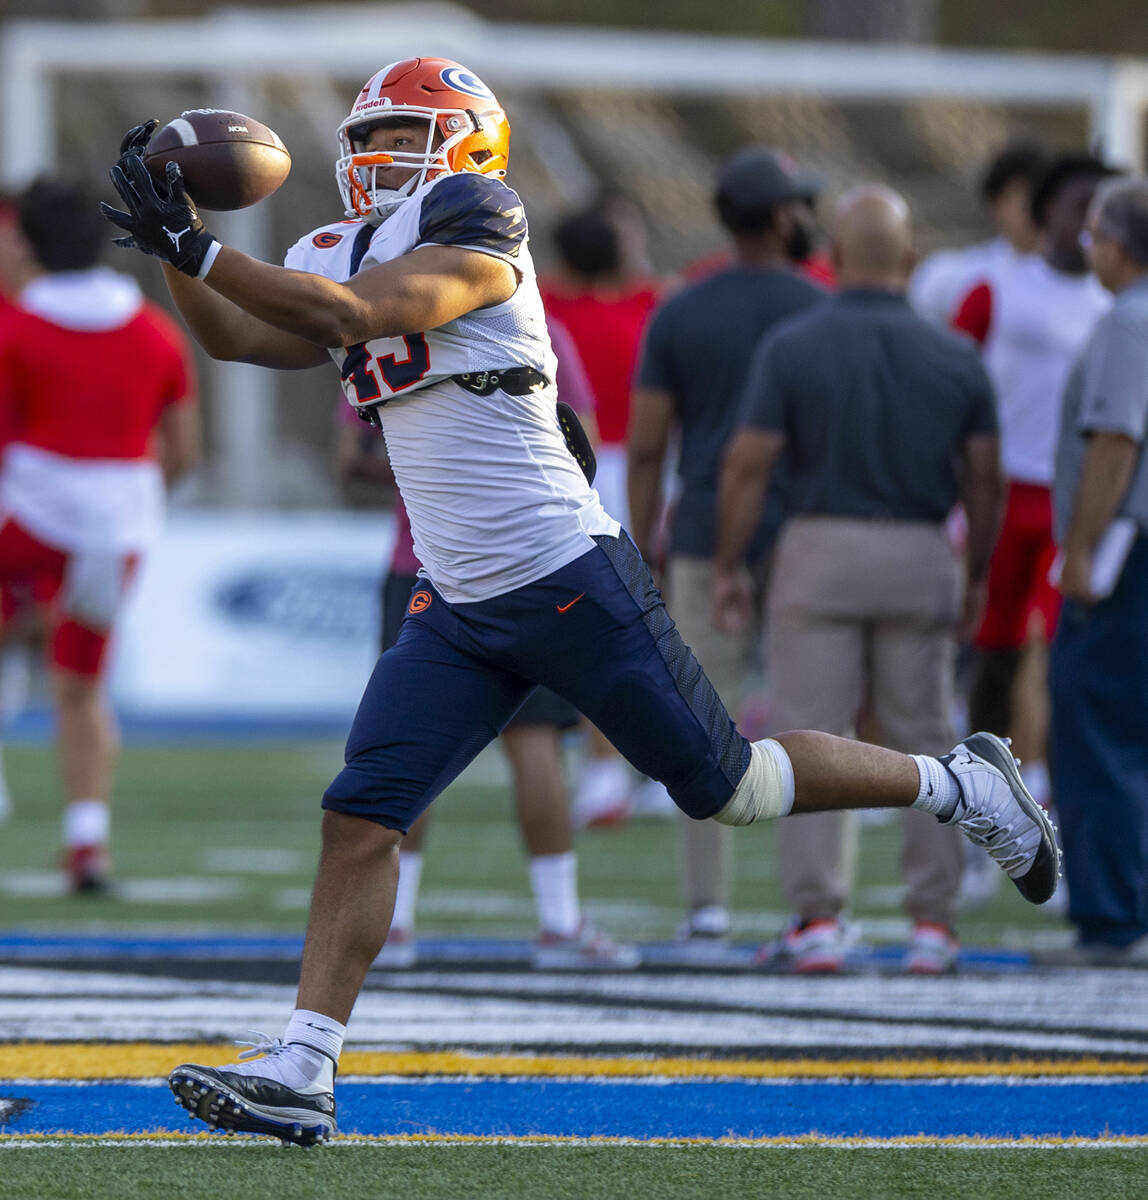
[0,736,1068,947]
[2,1144,1147,1200]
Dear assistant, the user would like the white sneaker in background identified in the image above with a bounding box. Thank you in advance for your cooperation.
[669,905,732,963]
[904,922,959,975]
[677,904,731,941]
[533,921,640,970]
[957,841,1003,911]
[758,916,850,974]
[572,758,631,829]
[372,926,417,969]
[628,777,678,820]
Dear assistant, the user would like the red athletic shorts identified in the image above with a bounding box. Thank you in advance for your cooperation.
[0,518,137,677]
[975,481,1061,651]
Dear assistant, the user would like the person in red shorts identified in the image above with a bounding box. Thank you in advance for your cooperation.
[952,154,1117,817]
[540,200,669,825]
[0,178,198,892]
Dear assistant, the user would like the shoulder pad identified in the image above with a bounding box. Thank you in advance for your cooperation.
[418,174,526,258]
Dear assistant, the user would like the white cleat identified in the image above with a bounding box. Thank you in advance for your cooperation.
[940,732,1060,905]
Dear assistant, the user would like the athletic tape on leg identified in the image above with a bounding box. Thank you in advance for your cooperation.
[712,738,795,826]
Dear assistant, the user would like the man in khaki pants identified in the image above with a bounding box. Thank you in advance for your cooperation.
[714,186,1004,973]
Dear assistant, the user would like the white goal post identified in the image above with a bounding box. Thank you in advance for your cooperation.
[4,6,1146,179]
[2,4,1146,506]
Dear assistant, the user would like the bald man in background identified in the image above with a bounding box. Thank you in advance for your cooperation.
[715,187,1004,973]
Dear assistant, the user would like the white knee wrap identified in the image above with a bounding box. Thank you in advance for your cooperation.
[712,738,795,826]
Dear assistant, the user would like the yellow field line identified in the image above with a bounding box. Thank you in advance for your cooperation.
[1,1044,1146,1080]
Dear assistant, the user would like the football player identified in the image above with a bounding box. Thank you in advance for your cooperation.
[0,178,198,892]
[103,56,1060,1147]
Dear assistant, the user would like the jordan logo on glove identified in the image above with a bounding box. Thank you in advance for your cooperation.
[165,225,191,250]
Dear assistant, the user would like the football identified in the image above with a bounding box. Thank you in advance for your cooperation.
[143,109,291,211]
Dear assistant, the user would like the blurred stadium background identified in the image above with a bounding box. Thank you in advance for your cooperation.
[1,3,1147,1183]
[1,0,1146,730]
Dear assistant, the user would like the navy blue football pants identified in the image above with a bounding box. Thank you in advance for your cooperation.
[1049,534,1148,948]
[323,533,751,832]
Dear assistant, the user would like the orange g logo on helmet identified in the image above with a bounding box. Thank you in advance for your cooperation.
[407,590,432,615]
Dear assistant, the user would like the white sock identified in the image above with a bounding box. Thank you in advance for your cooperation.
[529,851,580,937]
[284,1008,345,1067]
[390,850,423,934]
[0,644,30,719]
[64,799,109,848]
[911,756,960,820]
[0,746,10,823]
[1020,761,1051,807]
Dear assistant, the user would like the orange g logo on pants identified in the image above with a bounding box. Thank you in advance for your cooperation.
[407,589,433,615]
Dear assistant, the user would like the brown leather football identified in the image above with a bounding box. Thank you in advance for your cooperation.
[144,110,291,211]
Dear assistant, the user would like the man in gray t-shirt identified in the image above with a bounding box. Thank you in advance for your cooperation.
[1047,178,1148,964]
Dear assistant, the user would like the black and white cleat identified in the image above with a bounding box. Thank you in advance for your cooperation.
[169,1064,335,1148]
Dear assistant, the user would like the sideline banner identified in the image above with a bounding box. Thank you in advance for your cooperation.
[109,511,393,720]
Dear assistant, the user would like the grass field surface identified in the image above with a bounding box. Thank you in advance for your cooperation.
[1,737,1143,1197]
[3,1143,1148,1200]
[0,737,1070,948]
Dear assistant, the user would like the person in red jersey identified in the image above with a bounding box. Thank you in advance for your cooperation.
[0,178,198,892]
[540,200,661,532]
[540,199,671,826]
[0,195,35,826]
[951,154,1117,818]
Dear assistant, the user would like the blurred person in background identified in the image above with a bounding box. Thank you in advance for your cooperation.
[953,152,1118,827]
[540,198,670,828]
[627,147,827,955]
[337,317,635,970]
[0,178,198,892]
[909,141,1046,908]
[1046,178,1148,965]
[910,140,1047,326]
[0,195,33,826]
[715,186,1003,974]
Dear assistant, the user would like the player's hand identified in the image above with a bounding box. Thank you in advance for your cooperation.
[118,119,159,159]
[100,119,162,257]
[713,565,752,635]
[101,154,218,278]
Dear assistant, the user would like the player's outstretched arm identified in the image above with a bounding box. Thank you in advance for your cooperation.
[202,241,517,348]
[102,132,516,349]
[161,264,331,369]
[101,141,329,369]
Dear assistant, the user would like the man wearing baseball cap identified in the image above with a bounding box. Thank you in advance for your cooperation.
[628,147,829,958]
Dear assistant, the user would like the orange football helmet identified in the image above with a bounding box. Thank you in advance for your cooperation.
[336,57,511,221]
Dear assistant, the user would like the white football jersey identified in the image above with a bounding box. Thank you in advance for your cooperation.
[977,254,1111,485]
[909,237,1017,327]
[285,172,618,603]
